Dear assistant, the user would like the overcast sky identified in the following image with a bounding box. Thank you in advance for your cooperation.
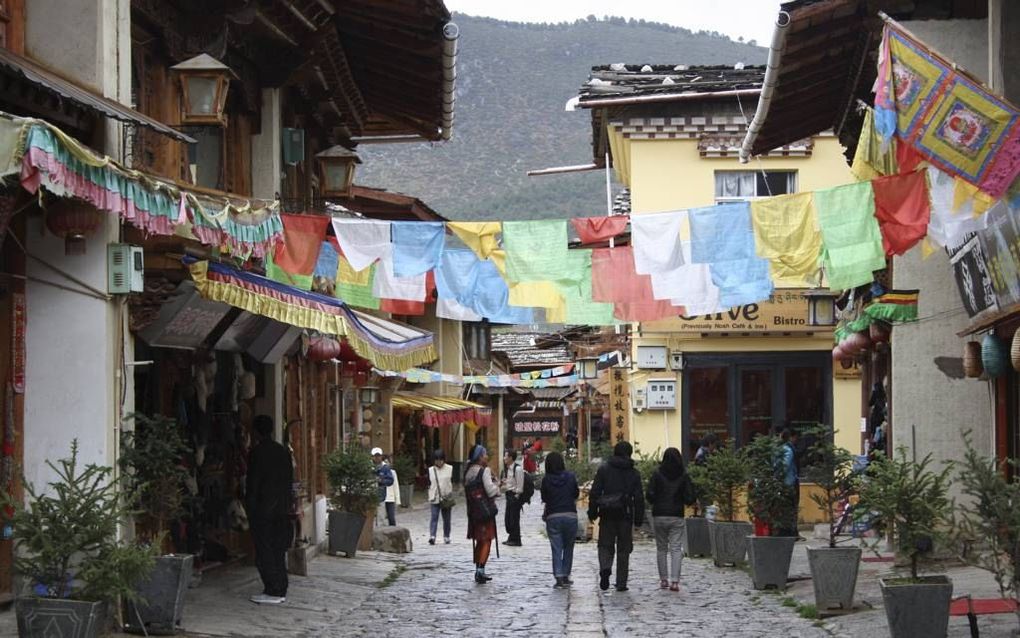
[445,1,784,46]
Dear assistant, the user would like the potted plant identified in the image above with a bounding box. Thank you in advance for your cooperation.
[391,455,417,509]
[858,446,953,638]
[953,432,1020,634]
[119,413,194,635]
[805,426,863,610]
[703,443,752,567]
[323,446,379,558]
[6,441,156,638]
[743,434,797,589]
[684,463,712,557]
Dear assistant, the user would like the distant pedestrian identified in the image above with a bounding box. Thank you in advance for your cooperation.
[500,449,525,546]
[588,440,644,592]
[246,415,294,605]
[428,449,454,545]
[371,447,396,526]
[540,451,579,588]
[646,447,695,592]
[693,433,718,466]
[777,429,800,536]
[523,438,543,473]
[464,445,500,584]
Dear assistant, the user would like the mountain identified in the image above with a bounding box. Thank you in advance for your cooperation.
[355,14,767,221]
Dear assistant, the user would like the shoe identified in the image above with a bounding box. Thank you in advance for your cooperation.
[599,569,611,591]
[554,577,566,588]
[428,537,436,545]
[444,537,451,544]
[249,594,285,605]
[504,539,522,546]
[474,572,488,584]
[670,582,680,592]
[615,584,629,592]
[660,579,669,589]
[565,577,574,585]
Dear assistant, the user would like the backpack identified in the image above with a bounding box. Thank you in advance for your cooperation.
[520,469,536,505]
[465,467,498,523]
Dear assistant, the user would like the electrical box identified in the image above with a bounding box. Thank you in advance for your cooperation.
[646,378,677,410]
[282,128,305,166]
[636,345,668,369]
[108,244,144,294]
[631,387,646,411]
[670,352,684,371]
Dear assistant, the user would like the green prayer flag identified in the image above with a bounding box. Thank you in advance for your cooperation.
[266,252,313,291]
[557,249,616,325]
[815,182,886,290]
[503,220,569,283]
[336,264,381,310]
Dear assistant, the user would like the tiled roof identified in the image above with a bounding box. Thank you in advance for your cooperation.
[491,331,572,368]
[578,64,765,105]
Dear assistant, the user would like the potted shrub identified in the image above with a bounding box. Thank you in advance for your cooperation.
[391,455,417,509]
[703,443,752,567]
[684,463,712,557]
[6,441,156,638]
[858,447,953,638]
[953,432,1020,634]
[119,413,194,635]
[323,446,379,558]
[805,427,862,610]
[743,434,797,589]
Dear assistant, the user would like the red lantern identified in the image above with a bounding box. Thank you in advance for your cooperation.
[307,336,341,362]
[45,199,103,255]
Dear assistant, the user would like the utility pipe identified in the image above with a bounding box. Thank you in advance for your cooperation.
[440,22,459,141]
[738,10,792,163]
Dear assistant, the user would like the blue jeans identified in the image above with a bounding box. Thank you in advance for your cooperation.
[430,503,452,539]
[546,516,578,578]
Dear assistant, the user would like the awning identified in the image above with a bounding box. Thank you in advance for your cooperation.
[392,393,492,428]
[186,258,437,370]
[0,47,194,143]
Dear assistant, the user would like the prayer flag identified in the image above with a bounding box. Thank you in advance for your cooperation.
[392,221,445,277]
[332,218,390,271]
[448,221,501,260]
[265,250,312,291]
[502,220,569,283]
[571,215,629,244]
[335,251,379,310]
[750,192,822,287]
[271,213,329,276]
[815,182,886,290]
[863,290,919,323]
[631,211,685,275]
[872,170,931,256]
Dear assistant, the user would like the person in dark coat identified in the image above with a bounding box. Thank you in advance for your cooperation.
[646,447,691,591]
[587,440,644,592]
[540,451,579,588]
[245,415,294,605]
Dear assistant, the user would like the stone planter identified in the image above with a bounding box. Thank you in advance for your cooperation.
[747,535,796,589]
[684,517,711,557]
[399,484,413,509]
[708,520,753,567]
[125,554,194,635]
[328,510,366,558]
[807,546,861,610]
[879,575,953,638]
[17,597,106,638]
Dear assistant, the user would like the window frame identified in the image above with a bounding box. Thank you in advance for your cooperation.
[713,170,798,203]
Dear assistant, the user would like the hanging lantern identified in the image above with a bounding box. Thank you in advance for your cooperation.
[963,341,984,378]
[805,290,838,327]
[982,333,1009,378]
[171,54,235,126]
[306,336,341,362]
[869,321,891,344]
[316,145,361,197]
[45,199,104,255]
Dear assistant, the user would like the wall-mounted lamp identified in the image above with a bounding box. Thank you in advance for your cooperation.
[359,386,379,405]
[577,357,599,380]
[805,289,838,327]
[171,54,236,126]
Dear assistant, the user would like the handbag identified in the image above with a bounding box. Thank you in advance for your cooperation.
[434,467,456,510]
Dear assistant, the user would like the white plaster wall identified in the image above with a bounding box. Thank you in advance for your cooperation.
[251,89,282,201]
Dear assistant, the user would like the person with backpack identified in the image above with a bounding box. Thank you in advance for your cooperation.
[540,451,579,588]
[587,440,644,592]
[465,445,500,583]
[646,447,695,592]
[500,449,525,546]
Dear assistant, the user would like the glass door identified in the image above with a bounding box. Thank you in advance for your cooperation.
[738,367,774,446]
[685,365,730,460]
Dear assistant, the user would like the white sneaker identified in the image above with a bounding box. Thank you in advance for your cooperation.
[250,593,286,605]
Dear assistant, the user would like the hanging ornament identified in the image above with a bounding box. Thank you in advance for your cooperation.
[963,341,984,379]
[869,321,891,344]
[982,333,1008,378]
[306,336,341,362]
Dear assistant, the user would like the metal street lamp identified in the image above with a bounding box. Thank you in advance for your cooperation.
[578,357,599,380]
[317,145,362,197]
[805,290,838,327]
[171,54,236,126]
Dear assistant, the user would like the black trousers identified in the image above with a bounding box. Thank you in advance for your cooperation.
[251,517,293,597]
[505,493,523,542]
[597,517,634,586]
[778,482,801,537]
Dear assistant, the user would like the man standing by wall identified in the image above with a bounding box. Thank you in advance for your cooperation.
[246,415,294,605]
[500,450,525,546]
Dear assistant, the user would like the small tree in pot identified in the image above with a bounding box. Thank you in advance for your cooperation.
[683,463,712,557]
[119,413,194,635]
[323,447,379,557]
[743,434,797,589]
[858,446,953,638]
[703,443,752,567]
[5,441,156,638]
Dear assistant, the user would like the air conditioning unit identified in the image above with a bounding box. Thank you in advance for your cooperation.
[108,244,144,294]
[631,387,646,412]
[646,378,677,410]
[282,128,305,166]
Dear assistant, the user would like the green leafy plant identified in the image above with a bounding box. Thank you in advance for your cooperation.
[2,441,156,602]
[804,425,859,547]
[323,447,379,514]
[633,447,662,489]
[119,413,191,546]
[703,443,749,522]
[549,437,599,486]
[744,434,795,534]
[953,432,1020,618]
[857,446,952,580]
[687,463,710,516]
[390,455,417,486]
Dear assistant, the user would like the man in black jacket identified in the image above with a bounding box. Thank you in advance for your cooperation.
[587,440,644,592]
[246,415,294,605]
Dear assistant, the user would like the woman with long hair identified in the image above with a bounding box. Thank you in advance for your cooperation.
[646,447,692,592]
[464,445,499,583]
[540,451,579,588]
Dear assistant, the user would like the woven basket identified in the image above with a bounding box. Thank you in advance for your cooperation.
[1011,331,1020,371]
[983,333,1009,378]
[964,341,984,378]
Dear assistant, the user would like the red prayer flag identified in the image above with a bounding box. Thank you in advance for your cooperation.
[381,271,435,316]
[895,138,924,175]
[873,170,931,256]
[613,301,683,322]
[592,245,657,303]
[571,215,629,244]
[273,213,330,275]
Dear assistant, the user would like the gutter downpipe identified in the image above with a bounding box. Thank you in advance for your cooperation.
[440,22,459,141]
[739,10,792,163]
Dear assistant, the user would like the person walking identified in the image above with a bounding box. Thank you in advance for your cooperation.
[540,451,579,588]
[371,448,396,526]
[464,445,499,583]
[500,449,525,546]
[646,447,694,592]
[428,449,454,545]
[778,429,800,537]
[587,440,644,592]
[245,415,294,605]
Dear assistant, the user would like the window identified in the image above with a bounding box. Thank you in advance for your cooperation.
[714,171,796,202]
[463,322,490,360]
[185,126,224,190]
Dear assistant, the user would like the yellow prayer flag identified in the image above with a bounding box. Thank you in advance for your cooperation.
[490,249,565,311]
[336,253,373,285]
[749,193,822,287]
[448,221,501,260]
[952,177,996,217]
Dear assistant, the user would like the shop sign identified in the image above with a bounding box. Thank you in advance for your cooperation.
[609,368,630,444]
[949,234,998,320]
[643,290,813,333]
[137,281,232,349]
[511,415,562,436]
[978,202,1020,309]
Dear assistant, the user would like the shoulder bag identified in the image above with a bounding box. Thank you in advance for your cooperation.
[434,466,456,510]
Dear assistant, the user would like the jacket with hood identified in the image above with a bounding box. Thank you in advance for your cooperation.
[541,470,579,517]
[587,453,644,525]
[646,449,690,518]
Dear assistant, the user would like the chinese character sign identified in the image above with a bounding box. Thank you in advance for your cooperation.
[609,369,630,444]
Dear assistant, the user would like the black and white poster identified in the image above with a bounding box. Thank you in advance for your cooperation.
[950,233,999,319]
[978,201,1020,309]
